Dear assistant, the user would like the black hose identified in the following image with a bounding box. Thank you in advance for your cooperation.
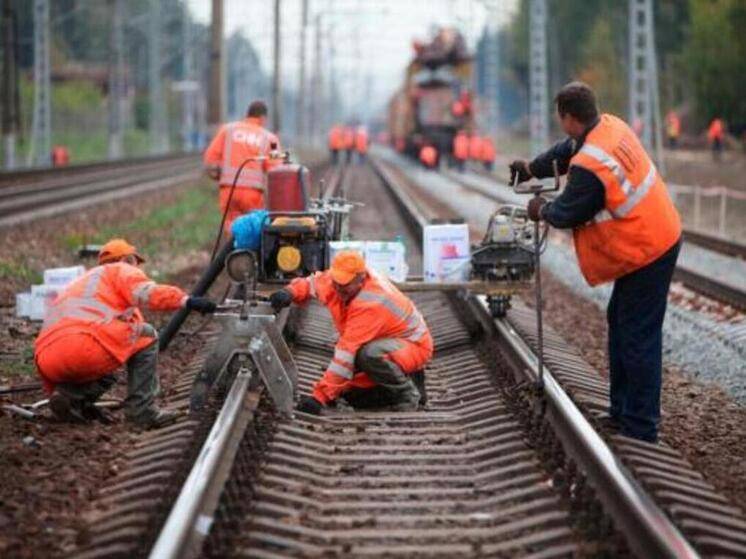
[159,237,234,351]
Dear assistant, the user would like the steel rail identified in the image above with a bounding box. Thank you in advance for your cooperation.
[374,154,701,559]
[681,229,746,260]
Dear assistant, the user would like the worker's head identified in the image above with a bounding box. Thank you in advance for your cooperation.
[330,250,367,302]
[246,100,268,124]
[98,238,144,266]
[555,81,599,138]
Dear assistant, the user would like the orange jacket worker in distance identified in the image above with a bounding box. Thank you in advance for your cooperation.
[269,251,433,415]
[34,239,217,429]
[203,100,282,232]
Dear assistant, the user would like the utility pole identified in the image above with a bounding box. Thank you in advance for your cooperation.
[628,0,664,171]
[148,0,167,154]
[2,0,19,169]
[528,0,548,156]
[208,0,224,130]
[310,14,323,144]
[272,0,282,133]
[108,0,124,159]
[296,0,308,143]
[28,0,51,167]
[482,21,500,133]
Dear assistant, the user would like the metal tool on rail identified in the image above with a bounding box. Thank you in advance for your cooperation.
[511,160,561,389]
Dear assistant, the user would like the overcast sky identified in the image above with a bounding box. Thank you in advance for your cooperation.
[185,0,518,120]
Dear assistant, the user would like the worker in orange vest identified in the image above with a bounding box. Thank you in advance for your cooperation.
[203,100,282,233]
[707,118,725,161]
[480,136,496,171]
[51,145,70,166]
[34,239,217,429]
[328,124,345,164]
[452,130,469,172]
[419,145,438,169]
[269,251,432,414]
[510,82,681,443]
[342,126,355,163]
[468,134,483,162]
[665,110,680,149]
[354,126,369,164]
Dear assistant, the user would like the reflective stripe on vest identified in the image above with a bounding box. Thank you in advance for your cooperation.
[221,123,270,189]
[356,290,427,343]
[334,347,355,366]
[328,360,354,379]
[132,281,157,306]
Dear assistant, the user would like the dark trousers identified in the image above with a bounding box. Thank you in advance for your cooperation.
[607,239,680,442]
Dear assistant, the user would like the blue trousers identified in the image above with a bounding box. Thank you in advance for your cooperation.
[607,239,680,442]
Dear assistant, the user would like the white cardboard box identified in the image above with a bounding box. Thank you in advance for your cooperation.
[43,265,85,287]
[365,241,408,282]
[423,224,470,283]
[29,284,62,321]
[15,293,31,318]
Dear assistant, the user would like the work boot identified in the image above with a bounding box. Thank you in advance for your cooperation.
[411,370,427,406]
[81,401,113,425]
[129,408,181,430]
[49,393,87,424]
[389,397,420,412]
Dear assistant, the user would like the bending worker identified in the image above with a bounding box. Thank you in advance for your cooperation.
[203,100,281,232]
[34,239,217,429]
[269,251,432,415]
[510,82,681,443]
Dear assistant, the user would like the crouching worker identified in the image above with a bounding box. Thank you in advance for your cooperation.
[269,251,433,415]
[34,239,217,429]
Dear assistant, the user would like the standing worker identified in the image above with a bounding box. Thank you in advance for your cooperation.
[665,110,680,149]
[453,130,469,172]
[203,100,282,233]
[480,135,496,171]
[419,144,438,169]
[269,251,432,414]
[468,133,483,164]
[707,118,725,161]
[342,126,355,164]
[510,82,681,443]
[34,239,217,429]
[354,126,369,164]
[328,124,344,164]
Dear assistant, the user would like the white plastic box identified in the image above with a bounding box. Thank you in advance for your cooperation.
[43,265,85,286]
[365,241,408,282]
[29,284,62,321]
[423,224,471,283]
[15,293,31,318]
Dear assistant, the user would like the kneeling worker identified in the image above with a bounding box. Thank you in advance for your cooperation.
[269,251,433,415]
[34,239,217,429]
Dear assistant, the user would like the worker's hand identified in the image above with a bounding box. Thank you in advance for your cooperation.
[186,296,217,314]
[269,289,293,312]
[509,160,532,184]
[296,395,323,415]
[527,196,547,222]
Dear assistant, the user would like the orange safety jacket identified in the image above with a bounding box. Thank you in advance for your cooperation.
[707,119,724,141]
[342,127,355,151]
[35,263,186,372]
[420,146,437,167]
[287,269,433,403]
[453,133,469,160]
[354,129,369,154]
[203,117,281,190]
[468,136,483,160]
[666,113,680,137]
[480,137,496,162]
[328,126,344,150]
[570,114,681,286]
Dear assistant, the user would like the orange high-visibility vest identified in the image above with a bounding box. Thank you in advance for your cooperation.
[354,129,369,153]
[342,127,355,150]
[453,133,469,160]
[707,119,724,141]
[420,146,437,167]
[570,114,681,286]
[666,112,680,137]
[328,126,345,150]
[468,135,482,160]
[203,117,280,190]
[287,269,433,382]
[35,263,186,368]
[480,137,496,162]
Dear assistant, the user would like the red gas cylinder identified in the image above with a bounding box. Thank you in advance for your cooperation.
[266,164,310,212]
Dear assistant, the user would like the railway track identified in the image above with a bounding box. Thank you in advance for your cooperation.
[73,159,746,559]
[0,153,201,228]
[443,165,746,311]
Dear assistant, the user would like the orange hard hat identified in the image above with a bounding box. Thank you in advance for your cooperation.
[330,250,366,285]
[98,238,144,265]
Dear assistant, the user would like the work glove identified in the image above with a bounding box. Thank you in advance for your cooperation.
[296,395,323,415]
[186,296,217,314]
[527,196,547,222]
[509,159,532,184]
[269,289,293,312]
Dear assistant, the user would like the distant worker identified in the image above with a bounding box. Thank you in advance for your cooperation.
[51,145,70,166]
[707,118,725,161]
[510,82,681,443]
[354,126,369,164]
[453,130,469,172]
[203,100,282,232]
[480,135,496,171]
[269,251,432,414]
[328,124,345,164]
[343,126,355,164]
[468,134,482,162]
[665,110,681,149]
[34,239,217,429]
[419,144,438,169]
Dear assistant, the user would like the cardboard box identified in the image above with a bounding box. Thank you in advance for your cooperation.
[365,241,408,282]
[423,224,470,283]
[43,265,84,287]
[29,284,62,321]
[15,293,31,318]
